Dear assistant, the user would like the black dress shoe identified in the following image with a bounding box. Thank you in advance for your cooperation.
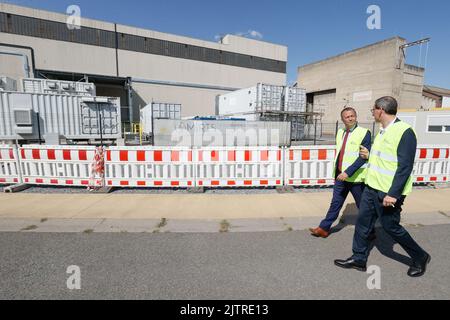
[407,253,431,277]
[334,257,367,272]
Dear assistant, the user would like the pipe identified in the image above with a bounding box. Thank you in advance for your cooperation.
[131,77,239,92]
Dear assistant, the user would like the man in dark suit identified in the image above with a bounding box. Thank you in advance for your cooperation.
[334,96,431,277]
[309,107,372,238]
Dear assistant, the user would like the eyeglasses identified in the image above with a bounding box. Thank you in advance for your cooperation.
[370,107,382,113]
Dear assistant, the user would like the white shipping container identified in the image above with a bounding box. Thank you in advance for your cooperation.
[22,78,96,96]
[216,83,284,116]
[153,119,291,147]
[140,102,181,135]
[0,91,121,141]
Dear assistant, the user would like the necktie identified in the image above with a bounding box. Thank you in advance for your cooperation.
[337,130,350,173]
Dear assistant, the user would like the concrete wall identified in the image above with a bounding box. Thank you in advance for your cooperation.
[400,64,425,109]
[0,3,287,121]
[297,37,412,123]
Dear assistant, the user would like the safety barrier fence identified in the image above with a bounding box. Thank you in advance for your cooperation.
[0,145,20,184]
[0,144,449,188]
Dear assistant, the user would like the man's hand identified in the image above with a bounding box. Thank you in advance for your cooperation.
[383,195,397,207]
[359,145,369,159]
[337,172,349,181]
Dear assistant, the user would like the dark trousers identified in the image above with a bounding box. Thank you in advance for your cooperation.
[319,180,365,231]
[352,186,427,263]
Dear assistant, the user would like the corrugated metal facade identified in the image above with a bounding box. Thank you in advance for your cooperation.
[0,12,286,73]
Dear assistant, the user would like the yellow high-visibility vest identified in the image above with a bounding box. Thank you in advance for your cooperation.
[365,121,415,195]
[334,126,369,183]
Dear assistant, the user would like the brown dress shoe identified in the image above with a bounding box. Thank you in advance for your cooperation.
[309,227,329,238]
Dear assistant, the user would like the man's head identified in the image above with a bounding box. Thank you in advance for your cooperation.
[340,107,357,129]
[371,96,398,123]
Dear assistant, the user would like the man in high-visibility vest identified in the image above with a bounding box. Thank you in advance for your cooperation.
[309,107,372,238]
[335,96,430,277]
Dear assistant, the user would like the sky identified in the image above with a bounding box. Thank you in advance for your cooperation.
[3,0,450,88]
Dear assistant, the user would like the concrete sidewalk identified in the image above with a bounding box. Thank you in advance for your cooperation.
[0,188,449,233]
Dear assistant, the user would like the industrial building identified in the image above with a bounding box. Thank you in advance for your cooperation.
[296,36,449,124]
[0,3,287,127]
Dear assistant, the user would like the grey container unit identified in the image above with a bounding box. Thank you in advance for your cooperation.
[153,119,290,147]
[284,87,306,112]
[140,102,181,135]
[255,83,284,112]
[0,91,121,142]
[22,78,96,96]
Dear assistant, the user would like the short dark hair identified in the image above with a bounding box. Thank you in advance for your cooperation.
[374,96,398,115]
[340,107,357,117]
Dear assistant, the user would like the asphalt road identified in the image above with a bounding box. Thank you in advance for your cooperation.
[0,224,449,300]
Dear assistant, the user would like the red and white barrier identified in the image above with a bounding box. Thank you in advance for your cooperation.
[413,146,449,183]
[194,147,283,187]
[0,145,20,184]
[19,145,97,186]
[105,147,194,187]
[285,146,336,186]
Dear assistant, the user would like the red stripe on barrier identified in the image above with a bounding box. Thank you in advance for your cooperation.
[430,177,437,182]
[244,180,252,185]
[21,149,25,159]
[78,150,87,161]
[25,178,29,183]
[419,149,427,159]
[198,181,203,186]
[107,150,111,161]
[66,180,73,185]
[260,180,268,185]
[137,151,146,162]
[188,181,192,186]
[137,181,146,186]
[278,150,281,161]
[171,181,180,186]
[318,179,326,184]
[302,150,310,160]
[171,151,180,161]
[107,180,112,186]
[245,150,251,161]
[188,151,192,162]
[50,179,58,184]
[211,151,219,161]
[81,180,89,185]
[228,151,235,161]
[416,177,424,182]
[301,179,310,184]
[47,149,56,160]
[211,181,220,186]
[120,151,128,162]
[0,178,5,183]
[13,178,18,183]
[289,180,293,185]
[154,151,162,162]
[260,150,268,161]
[276,180,281,184]
[433,149,440,159]
[32,149,41,160]
[289,150,294,161]
[120,181,129,186]
[198,151,203,161]
[446,149,450,159]
[154,181,163,186]
[444,177,447,181]
[9,149,14,159]
[318,150,327,160]
[36,178,43,183]
[227,181,235,186]
[63,150,71,160]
